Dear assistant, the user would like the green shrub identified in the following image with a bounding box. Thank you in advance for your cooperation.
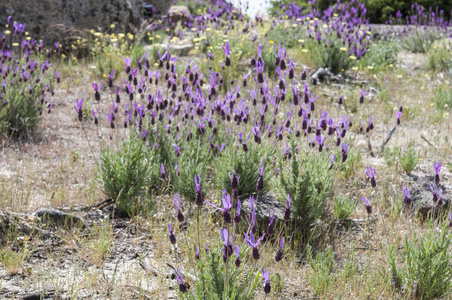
[214,142,274,199]
[398,141,419,174]
[306,38,354,74]
[387,222,452,299]
[401,29,443,53]
[358,40,399,70]
[306,245,336,296]
[428,45,452,73]
[279,138,333,227]
[333,194,357,221]
[185,242,260,299]
[97,137,157,215]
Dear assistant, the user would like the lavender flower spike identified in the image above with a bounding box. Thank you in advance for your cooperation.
[234,245,241,267]
[194,174,204,206]
[173,193,184,223]
[365,165,377,188]
[434,162,441,184]
[244,231,265,261]
[361,196,372,214]
[262,269,271,294]
[234,200,242,224]
[256,160,264,192]
[176,268,188,293]
[275,237,284,262]
[74,98,85,121]
[168,224,176,245]
[402,187,411,206]
[284,194,291,221]
[430,183,438,203]
[267,209,275,235]
[207,190,232,224]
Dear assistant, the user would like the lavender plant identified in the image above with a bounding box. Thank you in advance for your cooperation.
[0,17,58,138]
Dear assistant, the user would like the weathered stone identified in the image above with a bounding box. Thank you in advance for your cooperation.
[168,6,191,25]
[411,176,451,218]
[241,191,286,224]
[0,0,143,42]
[34,208,84,228]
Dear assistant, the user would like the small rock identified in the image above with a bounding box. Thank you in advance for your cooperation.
[241,192,286,224]
[34,209,84,228]
[168,6,191,25]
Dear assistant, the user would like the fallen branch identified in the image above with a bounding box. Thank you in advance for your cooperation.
[421,135,438,149]
[378,126,397,156]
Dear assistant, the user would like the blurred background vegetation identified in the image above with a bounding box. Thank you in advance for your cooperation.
[270,0,452,23]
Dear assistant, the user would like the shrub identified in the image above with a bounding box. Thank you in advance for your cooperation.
[279,138,333,227]
[398,140,419,174]
[358,40,399,70]
[387,222,452,299]
[0,20,57,138]
[428,45,452,73]
[97,137,157,215]
[333,194,357,221]
[306,38,355,74]
[401,29,443,53]
[186,242,260,299]
[214,142,274,199]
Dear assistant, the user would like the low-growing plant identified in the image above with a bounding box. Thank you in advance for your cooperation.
[358,40,399,71]
[401,29,443,53]
[428,46,452,73]
[333,194,357,221]
[97,137,157,215]
[306,245,336,296]
[339,145,362,180]
[387,221,452,299]
[432,87,452,111]
[80,220,113,268]
[279,139,333,228]
[0,247,28,275]
[398,141,419,174]
[214,142,274,199]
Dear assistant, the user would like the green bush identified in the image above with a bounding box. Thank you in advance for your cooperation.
[358,40,399,70]
[398,141,419,174]
[333,194,357,221]
[387,222,452,299]
[306,38,355,74]
[401,29,443,53]
[214,142,274,199]
[97,137,157,215]
[279,138,333,227]
[428,45,452,73]
[185,241,260,300]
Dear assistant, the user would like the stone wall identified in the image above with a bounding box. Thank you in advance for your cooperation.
[0,0,144,41]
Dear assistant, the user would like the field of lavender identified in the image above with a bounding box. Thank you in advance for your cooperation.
[1,0,452,299]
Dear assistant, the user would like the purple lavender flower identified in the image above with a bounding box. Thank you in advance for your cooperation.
[244,231,265,261]
[160,164,166,179]
[267,209,275,235]
[396,111,402,125]
[195,246,199,260]
[430,183,438,203]
[231,171,240,191]
[434,162,441,184]
[74,98,84,121]
[168,224,176,245]
[359,89,367,104]
[173,144,180,157]
[449,212,452,228]
[108,70,114,88]
[194,174,204,206]
[316,135,327,152]
[275,237,284,262]
[341,142,349,162]
[262,269,271,294]
[365,165,376,188]
[222,42,232,67]
[257,160,264,192]
[234,245,241,267]
[437,188,443,206]
[284,194,291,221]
[107,111,115,129]
[329,154,336,170]
[361,196,372,214]
[92,109,98,125]
[123,57,133,74]
[174,193,184,223]
[207,190,232,224]
[92,82,102,101]
[402,187,411,206]
[176,268,187,293]
[366,116,375,132]
[220,228,233,262]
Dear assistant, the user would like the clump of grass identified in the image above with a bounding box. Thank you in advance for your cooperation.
[387,221,452,299]
[333,194,357,221]
[80,220,113,268]
[0,247,28,275]
[432,87,452,111]
[398,140,419,174]
[306,245,336,296]
[401,29,442,53]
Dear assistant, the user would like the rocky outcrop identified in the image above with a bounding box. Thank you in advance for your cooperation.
[0,0,144,42]
[168,6,191,25]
